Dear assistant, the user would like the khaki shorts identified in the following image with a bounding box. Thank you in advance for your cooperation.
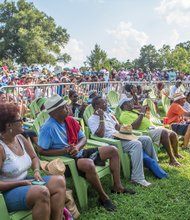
[148,127,172,145]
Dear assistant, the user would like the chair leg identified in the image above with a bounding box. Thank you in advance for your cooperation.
[68,162,88,209]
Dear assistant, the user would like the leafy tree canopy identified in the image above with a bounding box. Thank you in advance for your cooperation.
[86,44,108,71]
[0,0,71,65]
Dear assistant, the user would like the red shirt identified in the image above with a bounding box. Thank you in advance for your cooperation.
[166,102,186,124]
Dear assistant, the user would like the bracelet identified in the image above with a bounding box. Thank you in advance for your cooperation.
[100,120,104,122]
[34,168,40,173]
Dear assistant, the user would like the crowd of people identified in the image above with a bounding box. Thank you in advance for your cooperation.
[1,63,190,219]
[0,64,190,88]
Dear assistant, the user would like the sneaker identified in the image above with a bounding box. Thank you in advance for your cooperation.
[132,180,152,187]
[98,198,116,212]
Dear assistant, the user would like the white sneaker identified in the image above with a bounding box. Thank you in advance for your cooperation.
[132,180,152,187]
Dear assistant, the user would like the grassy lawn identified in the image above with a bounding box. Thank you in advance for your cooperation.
[75,150,190,220]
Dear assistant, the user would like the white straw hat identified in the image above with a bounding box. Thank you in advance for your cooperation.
[44,94,67,113]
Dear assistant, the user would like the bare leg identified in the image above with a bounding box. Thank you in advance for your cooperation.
[98,146,123,192]
[26,186,50,220]
[77,158,109,201]
[160,130,180,166]
[183,125,190,148]
[46,176,66,220]
[169,131,184,159]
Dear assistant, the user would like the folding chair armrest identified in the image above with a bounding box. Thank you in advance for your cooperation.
[86,139,109,147]
[90,134,121,145]
[132,130,142,136]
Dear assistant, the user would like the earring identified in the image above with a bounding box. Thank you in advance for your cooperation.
[9,128,12,133]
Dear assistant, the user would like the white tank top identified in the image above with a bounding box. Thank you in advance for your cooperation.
[0,136,32,181]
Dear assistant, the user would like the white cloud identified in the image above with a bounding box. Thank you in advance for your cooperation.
[156,0,190,27]
[155,29,180,49]
[62,38,85,68]
[106,21,149,61]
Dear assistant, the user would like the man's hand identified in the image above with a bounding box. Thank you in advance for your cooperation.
[95,108,104,117]
[67,145,79,157]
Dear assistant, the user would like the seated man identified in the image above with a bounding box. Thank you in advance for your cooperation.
[88,96,158,187]
[167,92,190,151]
[119,97,183,166]
[38,94,135,212]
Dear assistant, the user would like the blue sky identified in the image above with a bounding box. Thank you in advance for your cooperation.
[2,0,190,67]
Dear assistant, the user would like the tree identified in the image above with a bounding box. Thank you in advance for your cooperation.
[158,44,172,69]
[107,58,121,71]
[86,44,108,70]
[171,47,190,72]
[176,41,190,51]
[0,0,71,65]
[137,44,160,71]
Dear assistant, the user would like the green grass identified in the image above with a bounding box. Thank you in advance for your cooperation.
[74,150,190,220]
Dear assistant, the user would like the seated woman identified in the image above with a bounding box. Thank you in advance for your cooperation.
[123,84,141,110]
[0,103,66,220]
[68,90,87,118]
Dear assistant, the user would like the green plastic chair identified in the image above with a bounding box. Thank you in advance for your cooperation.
[31,111,49,134]
[107,91,119,109]
[36,97,47,110]
[148,88,156,100]
[114,106,122,122]
[39,140,111,209]
[143,98,164,126]
[0,193,32,220]
[161,95,170,115]
[83,104,131,179]
[32,114,112,209]
[29,99,41,119]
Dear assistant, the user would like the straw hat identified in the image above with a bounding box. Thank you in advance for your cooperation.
[112,125,138,141]
[173,92,186,102]
[40,159,66,175]
[44,94,67,113]
[26,74,33,79]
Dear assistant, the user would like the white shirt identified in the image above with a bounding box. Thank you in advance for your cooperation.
[183,101,190,112]
[88,112,117,138]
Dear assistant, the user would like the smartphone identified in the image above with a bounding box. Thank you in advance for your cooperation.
[32,180,46,185]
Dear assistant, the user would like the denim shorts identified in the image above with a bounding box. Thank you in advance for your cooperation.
[171,123,188,136]
[2,176,51,212]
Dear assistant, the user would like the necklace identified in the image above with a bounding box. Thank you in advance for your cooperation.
[0,136,18,150]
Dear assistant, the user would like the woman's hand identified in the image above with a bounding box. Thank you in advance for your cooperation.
[19,179,33,186]
[34,171,43,181]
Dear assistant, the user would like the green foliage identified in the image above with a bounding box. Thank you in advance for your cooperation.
[0,0,71,65]
[86,44,108,70]
[86,41,190,74]
[137,44,160,71]
[0,58,14,69]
